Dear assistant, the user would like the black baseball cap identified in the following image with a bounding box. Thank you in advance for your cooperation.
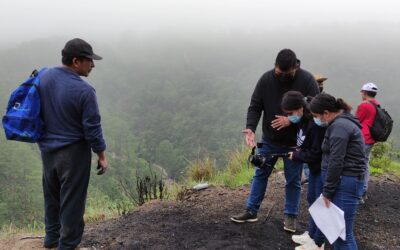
[62,38,102,60]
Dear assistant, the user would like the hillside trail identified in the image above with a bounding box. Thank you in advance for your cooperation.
[1,172,399,250]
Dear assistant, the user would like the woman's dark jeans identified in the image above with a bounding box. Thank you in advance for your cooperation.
[321,170,364,250]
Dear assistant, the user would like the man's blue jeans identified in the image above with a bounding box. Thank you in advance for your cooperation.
[307,172,325,246]
[246,138,302,216]
[321,170,364,250]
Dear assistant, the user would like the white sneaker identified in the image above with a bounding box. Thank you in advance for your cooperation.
[292,231,312,245]
[295,241,324,250]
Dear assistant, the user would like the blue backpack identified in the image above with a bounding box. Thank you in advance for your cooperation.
[2,68,47,142]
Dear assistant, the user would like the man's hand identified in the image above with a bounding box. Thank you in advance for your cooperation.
[287,152,294,160]
[242,129,256,147]
[97,151,108,175]
[322,195,331,208]
[271,115,291,131]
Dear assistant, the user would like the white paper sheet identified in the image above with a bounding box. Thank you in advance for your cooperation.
[309,194,346,244]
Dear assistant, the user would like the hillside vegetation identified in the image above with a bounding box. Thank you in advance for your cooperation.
[0,26,399,230]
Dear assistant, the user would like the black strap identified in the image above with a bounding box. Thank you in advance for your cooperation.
[251,146,256,156]
[31,69,39,77]
[368,100,381,109]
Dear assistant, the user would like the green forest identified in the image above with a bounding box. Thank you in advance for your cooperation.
[0,26,399,229]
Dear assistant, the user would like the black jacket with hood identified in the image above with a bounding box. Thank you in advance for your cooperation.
[321,112,367,199]
[246,67,319,147]
[292,113,326,175]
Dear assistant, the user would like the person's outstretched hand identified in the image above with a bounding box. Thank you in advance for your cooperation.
[242,129,256,147]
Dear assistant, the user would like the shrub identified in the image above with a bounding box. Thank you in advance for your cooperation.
[226,148,250,174]
[186,157,216,182]
[370,141,400,177]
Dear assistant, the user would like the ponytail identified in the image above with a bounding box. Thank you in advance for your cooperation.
[310,93,351,114]
[336,98,352,112]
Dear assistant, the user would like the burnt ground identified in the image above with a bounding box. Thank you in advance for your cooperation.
[1,171,399,250]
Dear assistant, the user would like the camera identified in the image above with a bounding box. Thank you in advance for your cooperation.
[248,154,267,167]
[248,152,267,167]
[248,144,289,168]
[248,145,268,167]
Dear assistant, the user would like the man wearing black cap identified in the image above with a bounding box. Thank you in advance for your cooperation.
[231,49,319,233]
[38,38,108,249]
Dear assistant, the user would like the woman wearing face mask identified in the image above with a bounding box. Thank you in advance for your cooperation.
[281,91,327,250]
[309,93,366,250]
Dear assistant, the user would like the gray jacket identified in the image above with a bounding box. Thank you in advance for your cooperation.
[321,112,367,199]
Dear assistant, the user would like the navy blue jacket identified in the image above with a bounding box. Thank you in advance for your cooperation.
[38,67,106,153]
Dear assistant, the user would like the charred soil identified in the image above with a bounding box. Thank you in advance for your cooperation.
[2,172,399,250]
[82,172,400,250]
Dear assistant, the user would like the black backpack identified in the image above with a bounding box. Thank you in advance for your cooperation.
[369,101,393,142]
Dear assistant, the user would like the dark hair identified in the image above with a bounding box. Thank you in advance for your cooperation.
[281,91,306,111]
[275,49,297,71]
[309,93,352,114]
[62,56,87,66]
[363,90,377,98]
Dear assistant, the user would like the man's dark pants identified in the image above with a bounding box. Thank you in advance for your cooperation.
[41,140,91,250]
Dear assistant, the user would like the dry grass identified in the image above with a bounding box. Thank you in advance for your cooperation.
[186,157,216,182]
[226,148,249,174]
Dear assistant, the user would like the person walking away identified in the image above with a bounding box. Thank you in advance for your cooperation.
[309,93,366,250]
[230,49,319,233]
[38,38,108,250]
[355,82,379,203]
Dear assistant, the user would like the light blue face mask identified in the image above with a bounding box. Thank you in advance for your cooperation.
[288,115,301,124]
[313,117,328,127]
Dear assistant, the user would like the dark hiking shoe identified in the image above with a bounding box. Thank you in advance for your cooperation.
[284,214,297,233]
[230,210,258,223]
[43,243,58,249]
[44,235,58,249]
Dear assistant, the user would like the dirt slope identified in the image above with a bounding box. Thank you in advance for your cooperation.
[1,172,399,250]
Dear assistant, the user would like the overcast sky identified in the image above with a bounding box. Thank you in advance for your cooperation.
[0,0,399,47]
